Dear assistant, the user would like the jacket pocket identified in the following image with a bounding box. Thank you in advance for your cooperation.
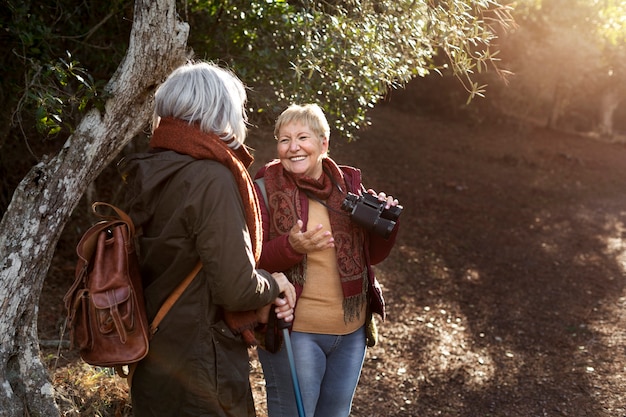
[210,321,253,411]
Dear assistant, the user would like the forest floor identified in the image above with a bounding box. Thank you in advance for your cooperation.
[40,98,626,416]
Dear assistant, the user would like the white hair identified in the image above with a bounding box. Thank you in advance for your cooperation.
[153,61,248,148]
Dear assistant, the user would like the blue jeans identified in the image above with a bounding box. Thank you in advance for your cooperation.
[258,326,366,417]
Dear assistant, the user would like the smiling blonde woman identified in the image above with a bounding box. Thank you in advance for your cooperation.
[254,103,401,417]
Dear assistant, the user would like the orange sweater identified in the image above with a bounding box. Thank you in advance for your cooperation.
[293,199,366,334]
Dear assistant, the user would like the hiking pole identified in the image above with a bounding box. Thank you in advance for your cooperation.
[277,316,306,417]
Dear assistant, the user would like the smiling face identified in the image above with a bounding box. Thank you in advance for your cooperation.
[276,121,329,179]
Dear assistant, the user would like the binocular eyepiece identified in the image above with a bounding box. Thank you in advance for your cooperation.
[341,192,402,239]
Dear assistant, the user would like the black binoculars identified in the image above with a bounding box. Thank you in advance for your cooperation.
[341,192,402,238]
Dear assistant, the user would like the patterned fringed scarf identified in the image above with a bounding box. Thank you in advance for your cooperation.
[150,117,262,345]
[263,158,368,323]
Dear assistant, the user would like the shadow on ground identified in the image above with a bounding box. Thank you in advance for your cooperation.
[326,104,626,417]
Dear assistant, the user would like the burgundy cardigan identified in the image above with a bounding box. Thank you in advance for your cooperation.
[253,163,399,320]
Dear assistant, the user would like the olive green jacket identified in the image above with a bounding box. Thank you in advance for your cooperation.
[121,150,279,417]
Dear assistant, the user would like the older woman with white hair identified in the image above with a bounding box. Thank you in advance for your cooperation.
[120,61,296,417]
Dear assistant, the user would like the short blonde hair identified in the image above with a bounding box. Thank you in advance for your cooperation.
[274,104,330,143]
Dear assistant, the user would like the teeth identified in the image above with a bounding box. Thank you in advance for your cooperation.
[290,156,306,161]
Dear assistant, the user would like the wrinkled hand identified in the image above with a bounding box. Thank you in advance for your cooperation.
[287,219,335,254]
[366,188,401,210]
[272,296,294,323]
[256,272,296,323]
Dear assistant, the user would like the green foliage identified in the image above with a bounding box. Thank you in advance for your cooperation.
[186,0,513,140]
[496,0,626,132]
[423,0,515,104]
[2,0,512,145]
[1,0,130,144]
[27,52,101,136]
[594,0,626,85]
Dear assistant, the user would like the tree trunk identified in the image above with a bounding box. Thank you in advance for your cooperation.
[597,88,622,138]
[0,1,189,415]
[547,82,568,130]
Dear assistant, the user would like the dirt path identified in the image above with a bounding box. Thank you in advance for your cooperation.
[329,105,626,416]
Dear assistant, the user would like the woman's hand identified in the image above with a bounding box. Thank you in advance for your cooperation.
[287,219,335,254]
[255,299,293,324]
[269,272,296,322]
[366,188,400,210]
[271,296,294,322]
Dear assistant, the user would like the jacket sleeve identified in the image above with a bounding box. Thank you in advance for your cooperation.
[192,164,280,311]
[343,165,400,266]
[368,219,400,265]
[254,180,305,273]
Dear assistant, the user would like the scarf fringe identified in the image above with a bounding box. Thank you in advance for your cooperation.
[342,270,369,323]
[288,258,307,287]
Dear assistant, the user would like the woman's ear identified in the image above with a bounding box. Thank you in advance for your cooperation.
[321,136,329,153]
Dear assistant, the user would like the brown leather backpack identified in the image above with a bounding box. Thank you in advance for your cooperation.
[64,202,202,380]
[64,202,150,373]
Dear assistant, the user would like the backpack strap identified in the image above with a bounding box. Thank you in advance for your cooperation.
[92,202,135,236]
[150,261,202,335]
[254,177,268,207]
